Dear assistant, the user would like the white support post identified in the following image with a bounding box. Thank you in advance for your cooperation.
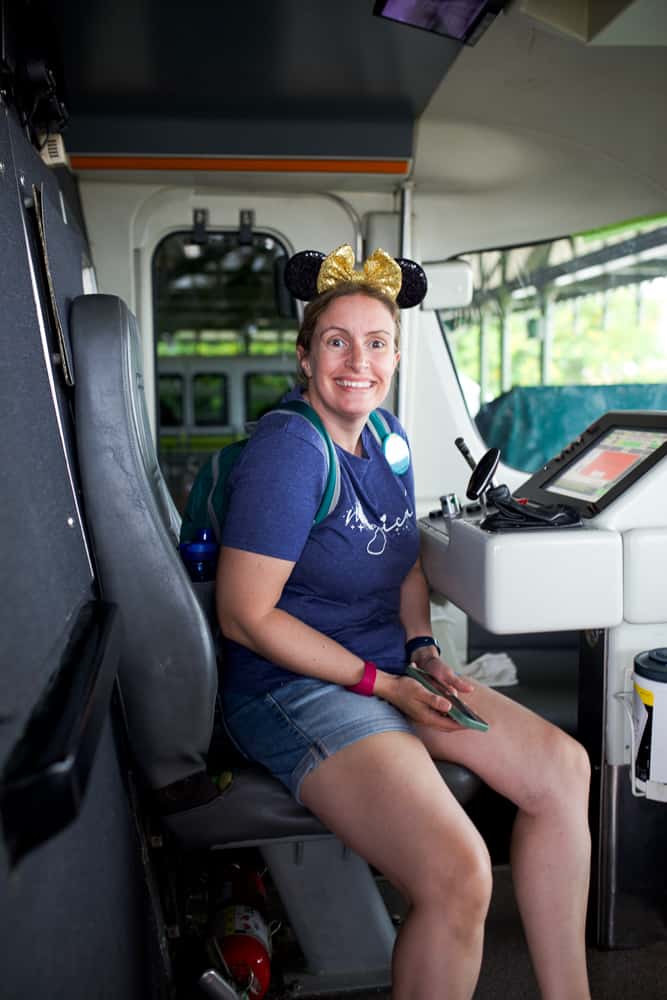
[397,182,414,429]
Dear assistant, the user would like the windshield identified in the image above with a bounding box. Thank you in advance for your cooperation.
[438,217,667,471]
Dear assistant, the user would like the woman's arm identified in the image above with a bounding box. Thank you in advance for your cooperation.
[399,558,474,694]
[217,545,369,686]
[400,558,438,664]
[217,546,469,728]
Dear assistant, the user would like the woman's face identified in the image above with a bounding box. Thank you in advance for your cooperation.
[297,293,399,423]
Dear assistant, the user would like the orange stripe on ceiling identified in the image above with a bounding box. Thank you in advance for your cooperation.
[69,155,411,175]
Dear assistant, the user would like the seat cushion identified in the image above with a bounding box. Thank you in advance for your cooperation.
[162,761,481,850]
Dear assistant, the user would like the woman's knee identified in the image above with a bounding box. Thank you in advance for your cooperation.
[526,727,591,814]
[558,733,591,812]
[407,831,493,929]
[549,729,591,792]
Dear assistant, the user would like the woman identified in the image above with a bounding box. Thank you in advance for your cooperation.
[216,245,591,1000]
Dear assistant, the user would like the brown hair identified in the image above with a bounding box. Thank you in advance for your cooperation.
[295,282,400,386]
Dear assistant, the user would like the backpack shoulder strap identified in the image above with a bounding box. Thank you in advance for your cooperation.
[366,409,411,477]
[207,439,248,543]
[263,400,340,524]
[366,408,391,445]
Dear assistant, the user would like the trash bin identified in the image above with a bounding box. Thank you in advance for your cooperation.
[632,648,667,801]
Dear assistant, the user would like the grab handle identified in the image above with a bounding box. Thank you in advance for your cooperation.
[614,679,645,799]
[0,601,121,865]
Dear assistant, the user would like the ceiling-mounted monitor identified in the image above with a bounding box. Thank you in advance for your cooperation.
[373,0,507,46]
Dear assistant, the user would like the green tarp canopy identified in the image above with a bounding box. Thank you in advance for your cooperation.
[475,384,667,472]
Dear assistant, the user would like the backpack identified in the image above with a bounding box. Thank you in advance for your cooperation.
[179,400,400,545]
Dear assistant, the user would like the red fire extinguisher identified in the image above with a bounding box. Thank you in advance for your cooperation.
[209,866,272,999]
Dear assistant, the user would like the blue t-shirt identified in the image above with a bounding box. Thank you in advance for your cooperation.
[221,405,419,694]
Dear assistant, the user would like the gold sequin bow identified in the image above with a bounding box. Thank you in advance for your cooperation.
[316,244,402,300]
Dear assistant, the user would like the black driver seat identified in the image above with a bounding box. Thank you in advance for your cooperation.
[70,293,480,993]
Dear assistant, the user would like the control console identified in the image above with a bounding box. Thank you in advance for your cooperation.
[420,411,667,634]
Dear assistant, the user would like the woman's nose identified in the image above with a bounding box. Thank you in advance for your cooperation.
[347,342,369,368]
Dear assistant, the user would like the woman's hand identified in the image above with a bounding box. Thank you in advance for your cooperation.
[375,659,474,732]
[414,652,475,697]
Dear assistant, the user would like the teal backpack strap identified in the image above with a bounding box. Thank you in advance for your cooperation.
[208,450,223,543]
[207,439,248,542]
[367,409,411,476]
[269,400,340,524]
[367,409,391,445]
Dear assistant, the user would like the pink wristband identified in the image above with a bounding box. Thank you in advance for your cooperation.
[345,660,377,696]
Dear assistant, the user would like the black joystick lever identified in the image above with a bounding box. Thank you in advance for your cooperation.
[455,437,500,501]
[465,447,500,501]
[453,436,581,530]
[454,437,477,473]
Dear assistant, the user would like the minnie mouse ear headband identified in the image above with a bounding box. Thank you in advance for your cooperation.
[284,244,428,309]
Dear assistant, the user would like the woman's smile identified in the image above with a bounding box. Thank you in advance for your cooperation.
[334,378,374,390]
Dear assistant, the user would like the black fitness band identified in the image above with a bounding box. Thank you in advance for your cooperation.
[405,635,441,661]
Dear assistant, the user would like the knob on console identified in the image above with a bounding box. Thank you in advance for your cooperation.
[440,492,462,518]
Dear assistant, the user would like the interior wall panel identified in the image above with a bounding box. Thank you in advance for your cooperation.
[0,100,167,999]
[0,107,92,762]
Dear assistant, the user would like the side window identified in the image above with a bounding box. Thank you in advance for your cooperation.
[246,373,295,422]
[153,230,297,511]
[158,374,184,427]
[193,373,228,426]
[438,217,667,472]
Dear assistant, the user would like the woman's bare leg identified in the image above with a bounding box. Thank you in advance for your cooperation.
[418,683,591,1000]
[299,730,492,1000]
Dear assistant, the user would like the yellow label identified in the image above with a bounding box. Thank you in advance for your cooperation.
[634,682,654,707]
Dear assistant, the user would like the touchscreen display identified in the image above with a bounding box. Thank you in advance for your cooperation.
[545,428,667,502]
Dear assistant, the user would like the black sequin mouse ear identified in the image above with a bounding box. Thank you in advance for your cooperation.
[395,258,428,309]
[284,250,326,301]
[284,247,428,307]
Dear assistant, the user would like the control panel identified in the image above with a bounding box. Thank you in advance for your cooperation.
[418,411,667,634]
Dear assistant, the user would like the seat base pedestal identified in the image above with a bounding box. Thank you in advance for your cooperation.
[261,839,395,994]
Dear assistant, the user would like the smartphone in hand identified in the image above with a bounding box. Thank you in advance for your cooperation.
[406,664,489,732]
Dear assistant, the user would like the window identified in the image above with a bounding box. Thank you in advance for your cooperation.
[154,231,296,361]
[246,373,295,422]
[438,217,667,471]
[153,229,297,510]
[158,374,184,427]
[193,373,228,426]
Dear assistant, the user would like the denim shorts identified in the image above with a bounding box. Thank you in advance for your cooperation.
[221,677,414,804]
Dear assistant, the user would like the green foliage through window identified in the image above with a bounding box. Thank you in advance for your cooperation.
[193,374,228,427]
[246,373,295,422]
[158,375,183,427]
[153,229,297,511]
[439,217,667,470]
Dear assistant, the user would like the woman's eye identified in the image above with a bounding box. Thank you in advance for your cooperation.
[371,339,388,350]
[327,336,346,349]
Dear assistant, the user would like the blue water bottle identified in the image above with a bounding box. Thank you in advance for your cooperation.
[179,528,219,583]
